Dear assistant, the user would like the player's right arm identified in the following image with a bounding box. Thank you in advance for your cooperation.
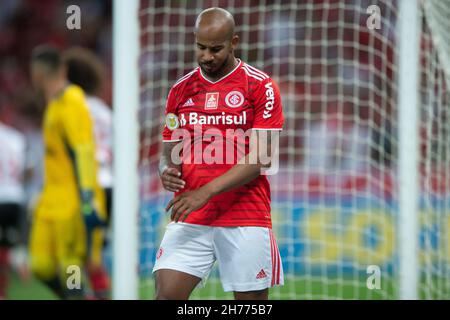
[160,142,185,192]
[160,87,185,192]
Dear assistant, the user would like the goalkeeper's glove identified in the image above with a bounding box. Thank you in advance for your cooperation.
[81,190,106,230]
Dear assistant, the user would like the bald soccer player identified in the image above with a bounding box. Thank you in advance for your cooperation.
[153,8,284,300]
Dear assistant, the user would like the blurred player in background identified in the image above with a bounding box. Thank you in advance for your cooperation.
[0,120,27,299]
[29,45,107,299]
[64,47,112,299]
[154,8,284,300]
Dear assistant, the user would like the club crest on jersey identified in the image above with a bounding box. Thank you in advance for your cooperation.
[205,92,219,110]
[165,113,179,131]
[225,91,244,108]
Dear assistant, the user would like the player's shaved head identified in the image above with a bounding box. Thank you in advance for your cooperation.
[194,7,239,80]
[195,7,235,41]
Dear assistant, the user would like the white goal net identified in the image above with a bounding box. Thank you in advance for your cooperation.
[418,0,450,299]
[136,0,450,299]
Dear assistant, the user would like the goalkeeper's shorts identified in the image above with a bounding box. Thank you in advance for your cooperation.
[29,209,105,280]
[152,222,284,292]
[29,211,85,280]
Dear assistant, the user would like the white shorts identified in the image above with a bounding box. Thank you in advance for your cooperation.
[152,222,284,292]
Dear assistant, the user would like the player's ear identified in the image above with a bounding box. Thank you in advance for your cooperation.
[231,34,239,50]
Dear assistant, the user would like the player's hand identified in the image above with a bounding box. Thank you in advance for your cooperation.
[81,191,106,230]
[166,188,211,222]
[160,167,186,192]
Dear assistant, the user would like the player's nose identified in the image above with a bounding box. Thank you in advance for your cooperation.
[203,51,214,62]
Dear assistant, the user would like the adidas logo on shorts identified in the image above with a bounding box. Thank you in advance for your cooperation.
[256,269,267,279]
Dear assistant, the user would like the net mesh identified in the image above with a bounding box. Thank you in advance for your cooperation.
[419,0,450,300]
[137,0,449,299]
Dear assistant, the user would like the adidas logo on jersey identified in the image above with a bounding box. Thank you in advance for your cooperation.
[182,98,195,107]
[256,269,267,279]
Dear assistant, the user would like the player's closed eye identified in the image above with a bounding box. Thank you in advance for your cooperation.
[210,47,222,53]
[197,44,222,53]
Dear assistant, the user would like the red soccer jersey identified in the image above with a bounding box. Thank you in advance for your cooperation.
[162,59,284,227]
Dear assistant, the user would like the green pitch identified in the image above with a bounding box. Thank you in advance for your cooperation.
[139,275,396,300]
[7,273,58,300]
[8,274,392,300]
[8,273,446,300]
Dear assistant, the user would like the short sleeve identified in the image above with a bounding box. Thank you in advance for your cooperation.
[162,86,182,142]
[251,78,284,130]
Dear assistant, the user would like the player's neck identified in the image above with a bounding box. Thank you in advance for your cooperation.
[203,57,239,82]
[45,79,69,102]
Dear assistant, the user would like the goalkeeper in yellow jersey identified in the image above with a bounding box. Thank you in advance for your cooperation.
[29,45,107,299]
[64,47,112,299]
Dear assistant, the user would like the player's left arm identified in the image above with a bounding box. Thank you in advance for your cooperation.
[61,89,104,228]
[167,78,284,222]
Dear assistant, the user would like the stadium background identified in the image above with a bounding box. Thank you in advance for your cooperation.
[0,0,448,299]
[138,0,449,299]
[0,0,112,299]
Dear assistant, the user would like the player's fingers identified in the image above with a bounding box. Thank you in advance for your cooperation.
[180,208,192,222]
[164,178,185,189]
[166,196,181,212]
[164,181,184,191]
[165,167,181,177]
[170,199,185,220]
[166,199,174,212]
[164,173,183,183]
[171,200,183,215]
[170,199,180,220]
[172,200,189,221]
[171,206,183,221]
[175,203,190,223]
[161,174,185,188]
[164,185,179,192]
[167,178,186,187]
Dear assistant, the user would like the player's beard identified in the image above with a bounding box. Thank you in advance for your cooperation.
[200,55,230,79]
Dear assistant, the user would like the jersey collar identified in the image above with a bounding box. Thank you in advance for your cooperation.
[198,59,242,85]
